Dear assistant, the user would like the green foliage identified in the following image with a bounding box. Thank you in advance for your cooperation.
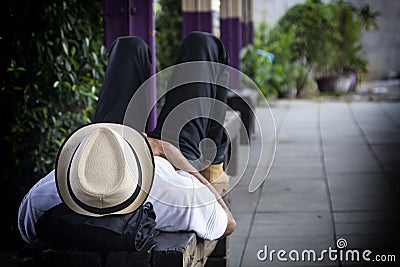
[240,22,307,98]
[155,0,182,71]
[241,45,279,97]
[330,0,368,73]
[274,0,378,90]
[277,0,340,74]
[1,1,106,180]
[241,0,378,97]
[357,4,380,32]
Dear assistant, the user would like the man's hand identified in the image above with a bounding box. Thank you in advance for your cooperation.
[145,136,167,158]
[145,136,195,172]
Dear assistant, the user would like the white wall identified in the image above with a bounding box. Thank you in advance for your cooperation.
[350,0,400,79]
[253,0,306,26]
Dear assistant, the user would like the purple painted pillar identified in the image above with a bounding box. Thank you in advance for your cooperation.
[242,21,248,47]
[241,0,248,47]
[220,18,231,57]
[182,0,213,38]
[247,0,254,44]
[247,21,254,44]
[220,0,242,90]
[183,12,197,37]
[230,17,242,70]
[103,0,157,130]
[128,0,157,131]
[241,0,253,46]
[198,11,213,33]
[103,0,129,52]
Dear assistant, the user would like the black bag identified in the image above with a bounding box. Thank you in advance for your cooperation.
[35,202,158,252]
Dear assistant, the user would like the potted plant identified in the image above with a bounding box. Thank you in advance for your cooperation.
[327,0,367,92]
[277,0,379,94]
[277,0,340,94]
[317,0,380,93]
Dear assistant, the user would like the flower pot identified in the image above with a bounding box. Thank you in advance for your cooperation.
[278,88,297,98]
[347,71,357,92]
[316,75,338,93]
[317,72,357,93]
[335,74,353,93]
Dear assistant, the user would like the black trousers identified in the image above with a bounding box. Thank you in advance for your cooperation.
[94,32,230,169]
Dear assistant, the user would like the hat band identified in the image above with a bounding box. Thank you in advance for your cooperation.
[66,142,143,215]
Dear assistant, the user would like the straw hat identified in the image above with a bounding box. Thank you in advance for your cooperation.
[55,123,154,217]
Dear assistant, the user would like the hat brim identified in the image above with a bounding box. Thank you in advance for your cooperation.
[55,123,154,217]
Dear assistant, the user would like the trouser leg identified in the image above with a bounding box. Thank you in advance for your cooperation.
[94,36,151,124]
[148,32,229,171]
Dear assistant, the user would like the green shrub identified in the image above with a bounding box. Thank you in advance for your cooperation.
[273,0,378,94]
[278,0,340,74]
[329,0,368,73]
[278,0,378,77]
[1,1,106,180]
[240,22,307,98]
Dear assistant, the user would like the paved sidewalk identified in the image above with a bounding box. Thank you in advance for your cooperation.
[229,100,400,267]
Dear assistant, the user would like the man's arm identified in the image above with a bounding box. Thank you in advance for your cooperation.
[145,136,236,237]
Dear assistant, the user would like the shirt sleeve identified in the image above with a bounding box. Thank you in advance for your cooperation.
[148,182,228,240]
[187,182,228,240]
[189,198,228,240]
[17,170,62,243]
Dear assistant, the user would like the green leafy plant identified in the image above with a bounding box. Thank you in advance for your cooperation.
[278,0,340,77]
[241,45,280,96]
[329,0,368,74]
[357,4,380,32]
[1,1,106,180]
[276,0,378,93]
[241,22,306,98]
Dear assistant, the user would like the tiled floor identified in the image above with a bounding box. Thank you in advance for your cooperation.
[229,100,400,267]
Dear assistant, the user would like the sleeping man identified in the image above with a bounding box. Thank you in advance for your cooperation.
[18,32,236,249]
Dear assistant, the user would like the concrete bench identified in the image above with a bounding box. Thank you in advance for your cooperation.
[223,110,241,176]
[19,232,227,267]
[18,111,240,267]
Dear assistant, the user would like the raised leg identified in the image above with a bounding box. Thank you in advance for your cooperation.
[94,36,151,124]
[148,32,230,171]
